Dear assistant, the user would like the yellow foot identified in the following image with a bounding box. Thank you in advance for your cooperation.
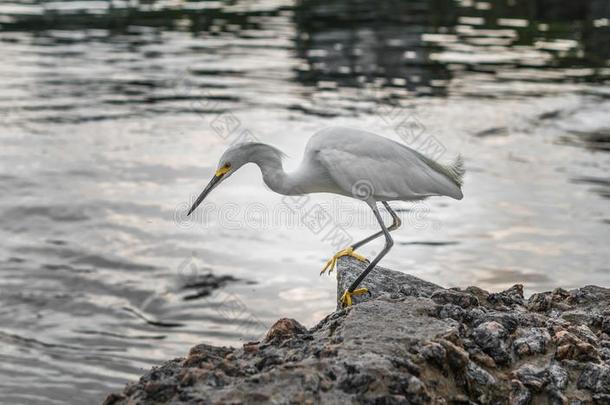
[320,247,366,276]
[340,288,369,307]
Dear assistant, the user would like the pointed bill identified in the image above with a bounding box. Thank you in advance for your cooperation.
[187,175,221,216]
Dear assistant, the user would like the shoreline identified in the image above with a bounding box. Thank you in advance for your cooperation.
[105,257,610,404]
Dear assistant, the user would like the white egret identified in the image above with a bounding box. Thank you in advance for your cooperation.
[187,126,464,307]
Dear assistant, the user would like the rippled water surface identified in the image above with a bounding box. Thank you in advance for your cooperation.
[1,0,609,402]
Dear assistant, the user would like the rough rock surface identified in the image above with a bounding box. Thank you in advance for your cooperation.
[106,257,610,404]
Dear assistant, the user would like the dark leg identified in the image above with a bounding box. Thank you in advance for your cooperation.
[351,201,401,250]
[340,202,394,307]
[321,202,400,276]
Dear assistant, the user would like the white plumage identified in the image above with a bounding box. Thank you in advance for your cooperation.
[187,126,465,307]
[298,126,463,201]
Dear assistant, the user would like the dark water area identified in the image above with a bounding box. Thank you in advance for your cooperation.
[0,0,609,403]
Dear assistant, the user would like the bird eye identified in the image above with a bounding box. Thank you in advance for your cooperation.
[224,163,231,168]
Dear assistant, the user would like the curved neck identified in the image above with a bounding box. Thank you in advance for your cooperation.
[250,145,296,195]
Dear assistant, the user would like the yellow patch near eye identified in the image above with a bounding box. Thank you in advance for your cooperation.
[215,166,231,177]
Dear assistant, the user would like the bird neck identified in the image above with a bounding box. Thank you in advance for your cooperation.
[250,145,297,195]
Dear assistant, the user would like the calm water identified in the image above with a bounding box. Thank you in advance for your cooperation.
[1,0,609,403]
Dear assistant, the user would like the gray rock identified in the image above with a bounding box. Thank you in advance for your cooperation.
[548,363,568,391]
[509,379,531,405]
[474,312,520,333]
[578,363,610,394]
[420,342,446,369]
[440,338,470,371]
[438,303,466,321]
[472,321,512,365]
[465,361,496,400]
[548,391,568,405]
[593,393,610,404]
[514,327,551,357]
[600,345,610,361]
[513,364,548,391]
[335,256,442,308]
[602,317,610,335]
[569,324,599,345]
[431,289,480,309]
[488,284,525,308]
[106,257,610,405]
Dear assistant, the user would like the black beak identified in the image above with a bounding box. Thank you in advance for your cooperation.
[187,174,223,216]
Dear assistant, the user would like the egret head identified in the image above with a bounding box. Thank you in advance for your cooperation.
[186,142,284,216]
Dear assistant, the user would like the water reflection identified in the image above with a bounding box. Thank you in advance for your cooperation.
[292,0,609,97]
[0,0,609,403]
[293,0,451,96]
[1,0,607,102]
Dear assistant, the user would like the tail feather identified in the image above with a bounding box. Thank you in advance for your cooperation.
[418,152,465,188]
[447,154,465,187]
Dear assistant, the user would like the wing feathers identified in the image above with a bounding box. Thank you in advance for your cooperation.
[310,127,465,201]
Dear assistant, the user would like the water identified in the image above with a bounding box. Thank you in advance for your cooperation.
[0,0,609,402]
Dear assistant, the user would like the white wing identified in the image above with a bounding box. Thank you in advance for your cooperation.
[307,127,463,201]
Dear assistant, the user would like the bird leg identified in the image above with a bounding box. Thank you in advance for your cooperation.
[320,247,366,275]
[340,288,370,307]
[351,201,401,250]
[340,202,394,308]
[321,202,400,276]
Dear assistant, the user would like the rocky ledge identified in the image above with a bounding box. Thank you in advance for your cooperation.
[105,257,610,404]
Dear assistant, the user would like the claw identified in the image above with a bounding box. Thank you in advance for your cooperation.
[320,247,366,276]
[340,287,369,307]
